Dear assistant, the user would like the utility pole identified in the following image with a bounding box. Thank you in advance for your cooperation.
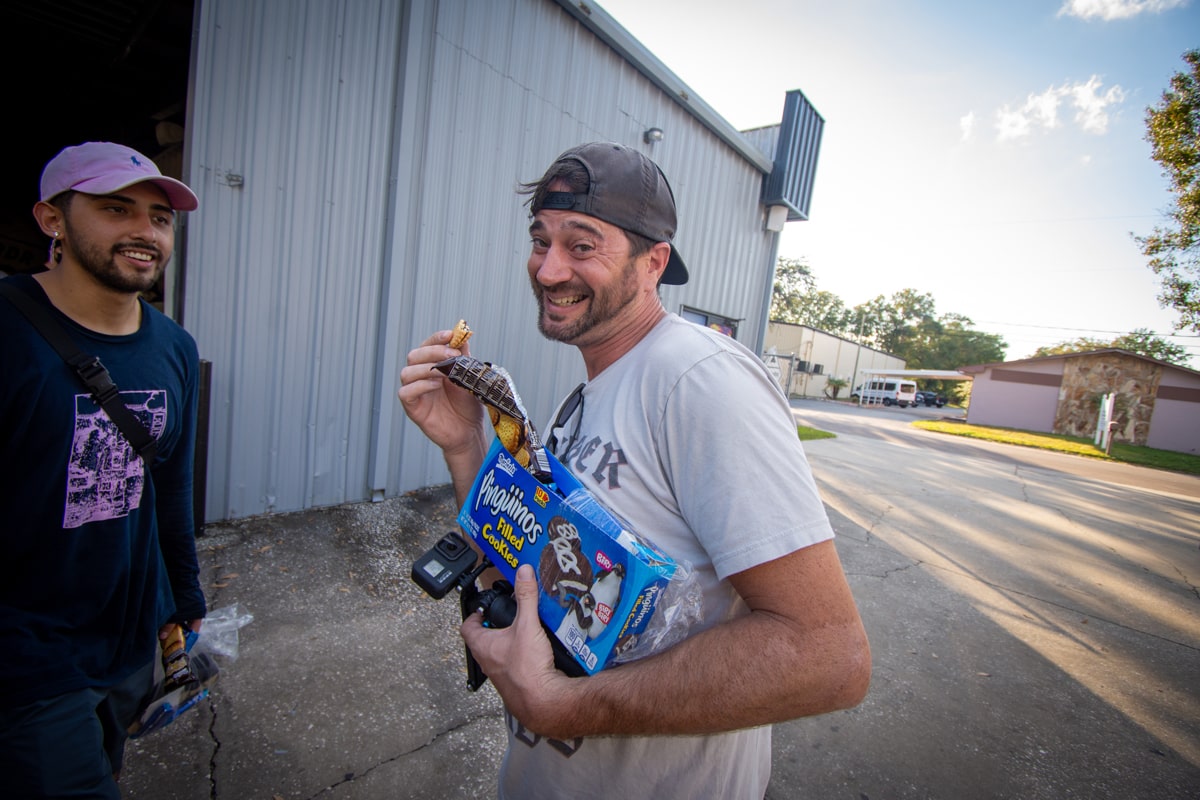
[851,310,865,406]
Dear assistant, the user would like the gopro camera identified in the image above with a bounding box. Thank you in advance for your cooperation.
[411,530,585,690]
[411,531,508,690]
[412,531,479,599]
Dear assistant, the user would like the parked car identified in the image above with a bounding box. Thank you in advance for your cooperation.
[914,390,946,408]
[850,379,918,407]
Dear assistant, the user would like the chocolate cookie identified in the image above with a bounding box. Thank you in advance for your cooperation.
[539,514,594,605]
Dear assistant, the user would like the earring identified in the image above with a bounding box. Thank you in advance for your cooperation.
[53,231,59,238]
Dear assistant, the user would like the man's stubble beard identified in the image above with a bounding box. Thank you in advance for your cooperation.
[62,218,166,295]
[534,255,640,345]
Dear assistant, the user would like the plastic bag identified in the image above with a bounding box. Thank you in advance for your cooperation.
[191,603,254,661]
[127,604,253,738]
[127,651,218,738]
[608,555,703,666]
[557,488,704,667]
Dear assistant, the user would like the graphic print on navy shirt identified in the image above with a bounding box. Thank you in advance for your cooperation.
[64,389,167,529]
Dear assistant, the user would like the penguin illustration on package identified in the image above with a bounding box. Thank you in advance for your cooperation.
[554,563,626,646]
[578,563,626,640]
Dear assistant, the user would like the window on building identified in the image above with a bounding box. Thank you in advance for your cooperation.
[681,306,739,338]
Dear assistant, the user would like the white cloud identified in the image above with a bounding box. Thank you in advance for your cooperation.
[1026,88,1064,129]
[995,86,1061,141]
[959,111,976,141]
[1057,0,1190,21]
[993,77,1125,141]
[996,105,1034,141]
[1070,76,1127,133]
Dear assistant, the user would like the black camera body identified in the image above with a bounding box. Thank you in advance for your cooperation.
[412,530,482,600]
[411,531,584,690]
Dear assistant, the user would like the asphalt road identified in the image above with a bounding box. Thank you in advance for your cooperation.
[800,397,1199,496]
[119,398,1200,799]
[775,397,1200,799]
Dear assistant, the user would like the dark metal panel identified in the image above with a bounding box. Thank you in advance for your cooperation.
[763,89,825,221]
[992,370,1064,386]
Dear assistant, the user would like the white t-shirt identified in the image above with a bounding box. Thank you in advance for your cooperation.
[498,314,834,800]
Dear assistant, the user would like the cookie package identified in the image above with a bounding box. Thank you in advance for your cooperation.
[436,353,696,676]
[458,438,679,675]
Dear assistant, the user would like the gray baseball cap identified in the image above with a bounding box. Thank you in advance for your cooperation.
[533,142,688,285]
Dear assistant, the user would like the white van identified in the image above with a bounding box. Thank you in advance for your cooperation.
[852,379,918,407]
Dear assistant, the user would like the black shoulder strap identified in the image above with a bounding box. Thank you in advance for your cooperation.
[0,281,158,463]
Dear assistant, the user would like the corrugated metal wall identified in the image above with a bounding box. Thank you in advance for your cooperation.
[185,0,404,518]
[185,0,784,522]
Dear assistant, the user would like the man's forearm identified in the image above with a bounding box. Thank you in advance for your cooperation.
[445,425,490,506]
[535,608,869,739]
[490,542,872,740]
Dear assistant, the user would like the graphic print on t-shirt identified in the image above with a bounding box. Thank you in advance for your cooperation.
[63,390,167,529]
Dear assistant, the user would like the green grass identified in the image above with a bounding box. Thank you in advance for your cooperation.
[797,425,837,441]
[913,419,1200,475]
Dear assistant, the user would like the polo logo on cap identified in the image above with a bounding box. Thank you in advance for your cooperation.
[130,155,143,167]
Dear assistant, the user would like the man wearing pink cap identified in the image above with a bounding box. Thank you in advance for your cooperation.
[0,142,207,798]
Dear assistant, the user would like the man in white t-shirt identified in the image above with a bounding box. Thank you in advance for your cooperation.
[399,142,870,799]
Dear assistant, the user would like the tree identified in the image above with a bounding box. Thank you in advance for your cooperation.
[770,258,854,332]
[853,290,937,357]
[1113,329,1190,364]
[824,376,848,399]
[1033,328,1190,366]
[770,257,816,323]
[1032,338,1111,357]
[924,315,1006,372]
[798,290,855,333]
[850,292,1007,369]
[1138,49,1200,332]
[770,268,1008,370]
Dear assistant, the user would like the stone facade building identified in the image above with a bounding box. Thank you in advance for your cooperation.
[961,349,1200,455]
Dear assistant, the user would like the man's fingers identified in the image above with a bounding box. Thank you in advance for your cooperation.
[461,609,483,636]
[397,364,445,400]
[513,564,540,623]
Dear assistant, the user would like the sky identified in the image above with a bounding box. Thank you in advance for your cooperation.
[595,0,1200,367]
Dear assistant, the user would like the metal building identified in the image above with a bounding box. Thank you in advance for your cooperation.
[182,0,825,521]
[3,0,825,522]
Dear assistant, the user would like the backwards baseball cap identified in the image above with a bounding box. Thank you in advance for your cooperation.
[533,142,688,285]
[40,141,199,211]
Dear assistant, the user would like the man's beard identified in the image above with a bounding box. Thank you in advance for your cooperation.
[534,255,640,344]
[63,222,164,294]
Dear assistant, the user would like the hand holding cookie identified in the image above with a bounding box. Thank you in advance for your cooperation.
[432,333,545,474]
[398,323,489,462]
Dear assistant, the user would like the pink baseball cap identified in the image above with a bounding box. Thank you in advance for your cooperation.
[40,141,199,211]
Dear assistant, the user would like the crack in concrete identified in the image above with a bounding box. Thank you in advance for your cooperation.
[880,562,919,579]
[298,711,500,799]
[1175,564,1200,601]
[208,701,219,799]
[859,503,892,546]
[1013,463,1032,503]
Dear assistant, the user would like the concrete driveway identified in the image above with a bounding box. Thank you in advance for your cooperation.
[119,399,1200,799]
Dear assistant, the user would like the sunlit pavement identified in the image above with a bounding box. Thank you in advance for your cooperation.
[778,399,1199,798]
